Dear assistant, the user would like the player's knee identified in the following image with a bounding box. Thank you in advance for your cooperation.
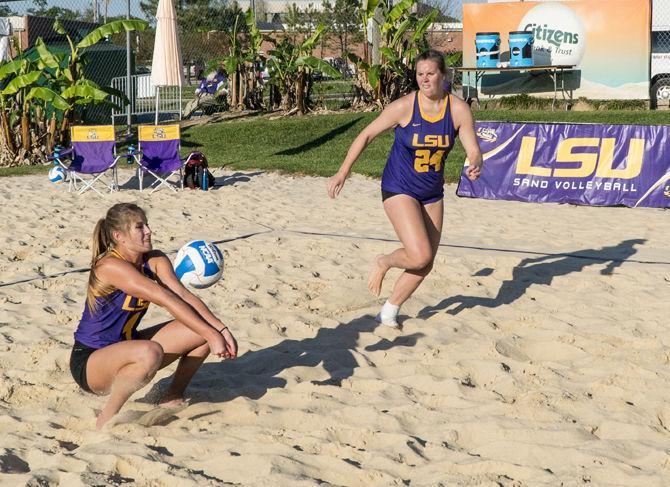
[136,341,164,373]
[409,248,433,269]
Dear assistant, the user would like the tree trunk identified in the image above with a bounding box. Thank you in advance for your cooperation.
[59,109,71,146]
[231,70,238,108]
[21,104,30,152]
[1,108,15,154]
[47,113,57,153]
[296,71,305,115]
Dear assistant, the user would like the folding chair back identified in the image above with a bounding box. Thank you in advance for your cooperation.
[137,124,185,192]
[57,125,120,195]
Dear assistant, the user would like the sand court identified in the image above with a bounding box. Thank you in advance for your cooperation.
[1,168,669,485]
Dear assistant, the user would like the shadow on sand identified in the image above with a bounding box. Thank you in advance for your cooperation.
[143,315,423,404]
[117,170,264,191]
[274,118,362,156]
[419,238,646,318]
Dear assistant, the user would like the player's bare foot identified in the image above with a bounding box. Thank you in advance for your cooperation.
[368,255,389,296]
[96,408,115,430]
[158,394,189,408]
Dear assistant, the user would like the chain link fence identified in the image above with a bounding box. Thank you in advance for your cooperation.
[0,0,466,122]
[0,0,238,124]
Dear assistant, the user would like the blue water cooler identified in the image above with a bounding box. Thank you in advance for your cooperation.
[475,32,501,68]
[509,31,534,67]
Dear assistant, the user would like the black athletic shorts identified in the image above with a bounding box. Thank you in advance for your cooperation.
[70,341,97,393]
[381,189,402,202]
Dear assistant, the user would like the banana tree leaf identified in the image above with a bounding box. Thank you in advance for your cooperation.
[77,20,148,49]
[26,87,69,110]
[368,64,381,90]
[379,47,399,63]
[0,60,23,79]
[100,85,129,105]
[301,25,326,53]
[222,56,239,76]
[445,51,463,66]
[412,9,438,41]
[62,68,74,83]
[53,19,67,36]
[2,71,43,95]
[389,18,412,47]
[387,0,414,25]
[61,84,109,102]
[363,0,380,18]
[34,39,60,70]
[77,79,101,89]
[296,56,341,79]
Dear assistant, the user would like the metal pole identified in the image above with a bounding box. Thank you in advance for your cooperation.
[126,0,132,134]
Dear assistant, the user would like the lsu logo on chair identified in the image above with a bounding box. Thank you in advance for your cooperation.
[87,129,99,140]
[152,127,166,139]
[476,127,497,143]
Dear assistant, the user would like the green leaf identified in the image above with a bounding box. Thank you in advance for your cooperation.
[368,64,381,90]
[363,0,380,18]
[389,18,412,46]
[387,0,414,25]
[99,85,129,105]
[53,19,67,36]
[77,20,148,49]
[379,47,399,63]
[26,87,69,110]
[0,60,24,79]
[445,51,463,67]
[412,9,438,41]
[2,71,42,95]
[296,56,342,79]
[35,39,60,70]
[61,84,109,102]
[301,25,327,53]
[222,56,239,75]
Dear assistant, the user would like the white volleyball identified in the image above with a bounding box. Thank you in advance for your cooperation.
[173,240,224,289]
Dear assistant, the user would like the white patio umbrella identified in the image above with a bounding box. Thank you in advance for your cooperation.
[151,0,185,124]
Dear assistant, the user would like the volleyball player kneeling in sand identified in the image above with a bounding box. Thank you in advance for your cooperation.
[70,203,237,429]
[327,49,483,328]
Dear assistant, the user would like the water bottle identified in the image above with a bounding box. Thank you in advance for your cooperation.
[52,145,61,163]
[127,145,135,165]
[201,166,208,191]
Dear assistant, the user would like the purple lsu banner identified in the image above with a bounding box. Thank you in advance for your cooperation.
[457,122,670,208]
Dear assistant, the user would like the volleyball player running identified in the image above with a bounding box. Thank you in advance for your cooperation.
[327,50,483,328]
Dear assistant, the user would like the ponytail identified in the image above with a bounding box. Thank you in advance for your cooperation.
[86,203,146,312]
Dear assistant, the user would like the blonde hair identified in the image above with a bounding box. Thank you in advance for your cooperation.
[87,203,146,312]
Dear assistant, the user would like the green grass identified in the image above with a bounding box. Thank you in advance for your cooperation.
[5,108,670,182]
[180,109,670,184]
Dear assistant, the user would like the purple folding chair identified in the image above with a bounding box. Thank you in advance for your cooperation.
[49,125,123,195]
[136,124,195,192]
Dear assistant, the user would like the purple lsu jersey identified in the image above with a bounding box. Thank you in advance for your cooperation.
[381,91,456,203]
[74,258,155,349]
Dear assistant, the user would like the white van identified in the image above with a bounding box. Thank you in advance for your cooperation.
[651,29,670,107]
[651,1,670,107]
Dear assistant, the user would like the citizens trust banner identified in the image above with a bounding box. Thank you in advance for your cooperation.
[457,122,670,208]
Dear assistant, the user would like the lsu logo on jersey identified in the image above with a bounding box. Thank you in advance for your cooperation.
[412,134,450,148]
[122,295,150,312]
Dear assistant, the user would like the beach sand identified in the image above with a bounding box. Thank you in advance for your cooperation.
[1,168,669,485]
